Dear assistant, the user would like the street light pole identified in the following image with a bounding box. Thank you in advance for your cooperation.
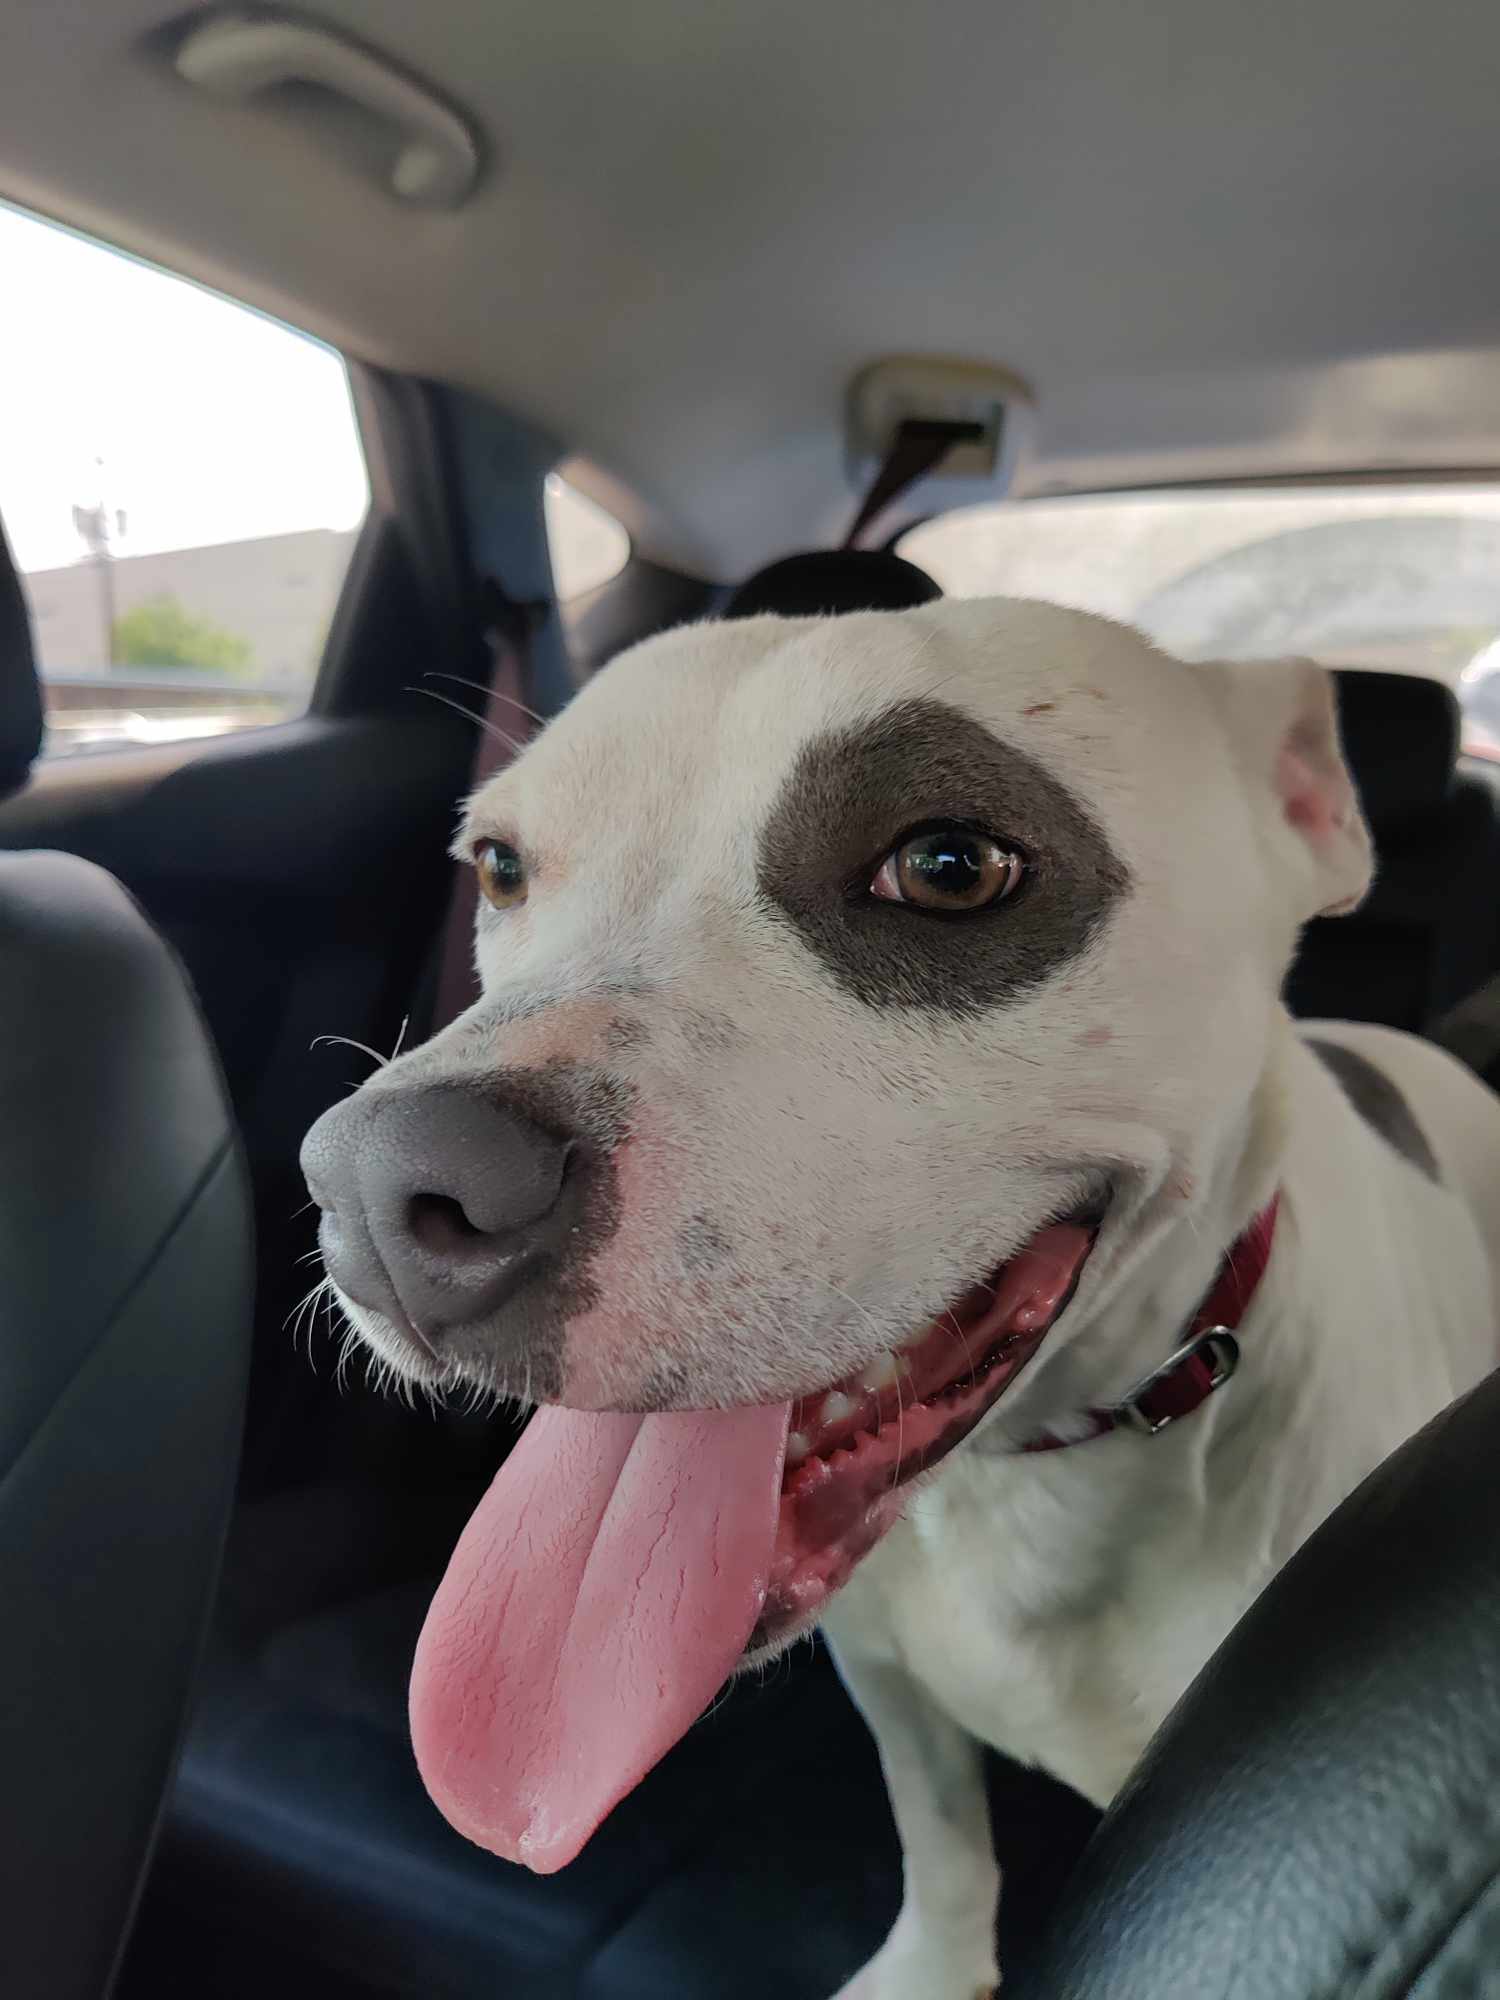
[71,458,126,668]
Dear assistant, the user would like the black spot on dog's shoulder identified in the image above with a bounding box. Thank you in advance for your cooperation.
[755,697,1130,1014]
[1306,1038,1441,1184]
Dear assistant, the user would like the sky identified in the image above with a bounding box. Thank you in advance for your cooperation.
[0,201,370,574]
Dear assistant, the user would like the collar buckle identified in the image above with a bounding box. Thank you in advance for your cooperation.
[1112,1326,1241,1437]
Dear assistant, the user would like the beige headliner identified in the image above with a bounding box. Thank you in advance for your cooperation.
[7,0,1500,577]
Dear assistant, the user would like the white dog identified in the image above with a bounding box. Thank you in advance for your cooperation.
[301,598,1500,2000]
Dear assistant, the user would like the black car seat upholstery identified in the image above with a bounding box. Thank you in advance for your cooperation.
[1287,670,1500,1030]
[0,851,253,2000]
[0,516,253,2000]
[0,515,43,793]
[1433,968,1500,1093]
[1012,1364,1500,2000]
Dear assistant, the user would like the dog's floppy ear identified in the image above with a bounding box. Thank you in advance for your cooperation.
[1199,658,1374,920]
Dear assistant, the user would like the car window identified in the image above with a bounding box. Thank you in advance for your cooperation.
[903,486,1500,760]
[0,201,368,759]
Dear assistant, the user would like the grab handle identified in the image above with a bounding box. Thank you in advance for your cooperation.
[176,12,482,209]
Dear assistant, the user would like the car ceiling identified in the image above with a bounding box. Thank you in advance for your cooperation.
[7,0,1500,580]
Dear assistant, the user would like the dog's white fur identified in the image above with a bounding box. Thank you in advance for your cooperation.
[333,599,1500,1998]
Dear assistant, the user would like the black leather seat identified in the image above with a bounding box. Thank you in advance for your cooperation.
[0,854,255,2000]
[1013,1365,1500,1999]
[0,515,43,793]
[1288,670,1500,1030]
[0,518,254,1999]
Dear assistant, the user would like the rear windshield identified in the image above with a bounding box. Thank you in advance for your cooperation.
[902,486,1500,760]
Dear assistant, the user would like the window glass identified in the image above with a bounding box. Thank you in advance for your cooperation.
[544,473,630,600]
[903,487,1500,760]
[0,201,369,758]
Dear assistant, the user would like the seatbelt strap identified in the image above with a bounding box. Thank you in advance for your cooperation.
[432,577,546,1029]
[841,417,984,551]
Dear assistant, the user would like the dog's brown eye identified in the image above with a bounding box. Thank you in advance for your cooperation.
[870,826,1023,912]
[474,838,527,909]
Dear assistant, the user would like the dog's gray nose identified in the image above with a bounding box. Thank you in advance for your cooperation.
[301,1083,576,1337]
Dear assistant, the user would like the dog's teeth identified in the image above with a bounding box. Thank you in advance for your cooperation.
[786,1430,811,1464]
[859,1352,899,1390]
[820,1391,857,1426]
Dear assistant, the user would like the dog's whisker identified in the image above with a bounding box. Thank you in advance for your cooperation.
[988,1042,1046,1070]
[814,1277,889,1348]
[941,1306,979,1385]
[311,1031,393,1067]
[285,1273,332,1356]
[893,1372,906,1498]
[423,670,547,729]
[409,685,525,755]
[333,1321,362,1393]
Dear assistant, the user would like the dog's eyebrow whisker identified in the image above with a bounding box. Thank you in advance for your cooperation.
[423,670,547,729]
[409,684,526,755]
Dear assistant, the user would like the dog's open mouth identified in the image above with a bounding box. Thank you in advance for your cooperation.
[753,1217,1095,1651]
[408,1214,1096,1876]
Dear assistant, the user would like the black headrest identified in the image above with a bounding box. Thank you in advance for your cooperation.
[0,518,42,794]
[1333,669,1458,830]
[721,549,941,621]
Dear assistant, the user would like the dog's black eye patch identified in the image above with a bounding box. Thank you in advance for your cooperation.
[755,698,1129,1014]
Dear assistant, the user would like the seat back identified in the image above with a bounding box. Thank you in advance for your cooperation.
[0,513,42,795]
[0,500,253,2000]
[0,853,254,2000]
[1287,670,1500,1028]
[1011,1367,1500,2000]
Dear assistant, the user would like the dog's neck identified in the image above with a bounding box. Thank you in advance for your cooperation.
[983,1010,1297,1448]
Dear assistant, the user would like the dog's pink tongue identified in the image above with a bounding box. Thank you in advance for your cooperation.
[409,1401,790,1873]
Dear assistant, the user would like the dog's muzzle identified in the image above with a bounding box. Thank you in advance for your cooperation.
[300,1081,582,1346]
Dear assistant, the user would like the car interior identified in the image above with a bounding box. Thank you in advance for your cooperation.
[3,3,1500,1996]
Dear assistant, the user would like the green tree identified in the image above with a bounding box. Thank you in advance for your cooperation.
[112,594,253,677]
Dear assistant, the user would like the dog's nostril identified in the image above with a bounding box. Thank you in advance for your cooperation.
[408,1191,490,1258]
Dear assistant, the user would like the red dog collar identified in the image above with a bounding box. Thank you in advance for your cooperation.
[1023,1194,1281,1453]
